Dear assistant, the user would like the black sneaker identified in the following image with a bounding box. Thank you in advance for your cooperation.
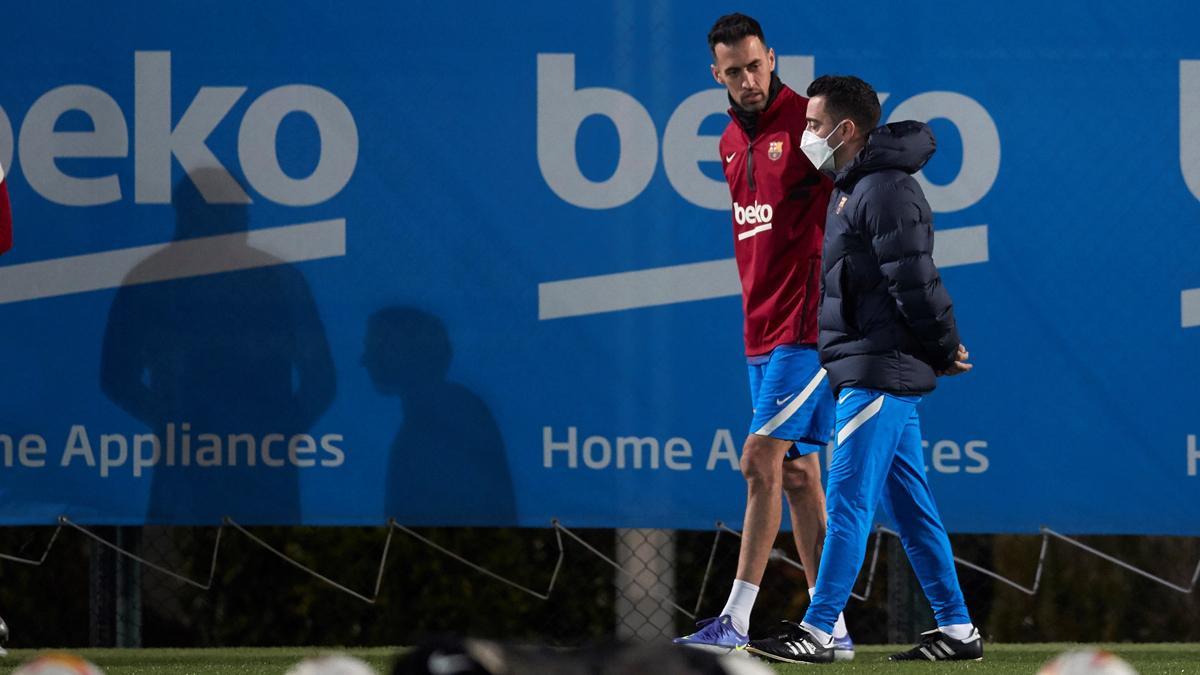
[889,627,984,661]
[747,621,834,664]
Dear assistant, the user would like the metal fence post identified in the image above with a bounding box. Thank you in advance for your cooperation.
[615,528,676,642]
[88,526,142,648]
[887,537,932,645]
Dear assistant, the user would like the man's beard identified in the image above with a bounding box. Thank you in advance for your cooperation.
[739,91,765,111]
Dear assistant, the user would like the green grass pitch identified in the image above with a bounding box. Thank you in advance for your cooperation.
[2,644,1198,674]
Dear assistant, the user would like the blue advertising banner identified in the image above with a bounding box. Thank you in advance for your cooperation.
[0,1,1197,534]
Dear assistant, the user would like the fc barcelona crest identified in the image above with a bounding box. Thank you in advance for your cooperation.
[768,140,783,161]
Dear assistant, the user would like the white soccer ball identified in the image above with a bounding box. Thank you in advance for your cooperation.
[285,654,378,675]
[13,653,105,675]
[1038,649,1138,675]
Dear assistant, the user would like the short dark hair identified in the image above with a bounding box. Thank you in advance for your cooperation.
[806,75,881,134]
[707,13,765,55]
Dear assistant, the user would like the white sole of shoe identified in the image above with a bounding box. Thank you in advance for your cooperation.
[675,642,744,656]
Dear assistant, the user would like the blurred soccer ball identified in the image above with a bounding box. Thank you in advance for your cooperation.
[286,654,378,675]
[13,653,105,675]
[1038,649,1138,675]
[717,652,776,675]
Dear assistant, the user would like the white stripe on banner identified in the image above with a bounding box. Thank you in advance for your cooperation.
[754,367,827,437]
[932,224,989,267]
[836,395,885,446]
[538,258,740,320]
[0,219,346,305]
[1183,289,1200,328]
[537,225,988,320]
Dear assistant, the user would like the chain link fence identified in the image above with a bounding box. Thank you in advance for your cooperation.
[1,524,1199,649]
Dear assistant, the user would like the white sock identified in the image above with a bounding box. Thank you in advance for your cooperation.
[809,587,850,640]
[720,579,759,635]
[939,623,974,640]
[799,621,833,645]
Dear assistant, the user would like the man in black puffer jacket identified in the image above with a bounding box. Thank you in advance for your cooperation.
[816,116,961,395]
[746,76,983,665]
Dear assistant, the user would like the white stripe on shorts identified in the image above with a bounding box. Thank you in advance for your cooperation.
[836,395,885,445]
[753,367,827,437]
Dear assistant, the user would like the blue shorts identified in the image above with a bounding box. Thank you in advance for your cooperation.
[746,345,835,459]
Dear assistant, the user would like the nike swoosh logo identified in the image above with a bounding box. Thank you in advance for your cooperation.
[776,393,796,406]
[725,153,736,162]
[838,390,853,404]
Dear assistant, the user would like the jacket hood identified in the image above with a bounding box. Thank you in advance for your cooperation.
[835,120,936,188]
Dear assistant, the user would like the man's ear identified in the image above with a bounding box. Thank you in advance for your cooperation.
[711,62,723,86]
[843,119,860,142]
[767,47,776,72]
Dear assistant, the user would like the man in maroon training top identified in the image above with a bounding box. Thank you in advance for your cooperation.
[674,14,853,659]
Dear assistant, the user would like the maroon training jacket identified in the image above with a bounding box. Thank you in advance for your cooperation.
[719,84,833,356]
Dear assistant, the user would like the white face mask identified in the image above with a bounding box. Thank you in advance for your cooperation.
[800,120,848,172]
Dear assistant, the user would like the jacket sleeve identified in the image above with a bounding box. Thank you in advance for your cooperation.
[861,177,960,370]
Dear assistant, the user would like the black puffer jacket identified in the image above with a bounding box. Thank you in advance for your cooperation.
[818,121,959,396]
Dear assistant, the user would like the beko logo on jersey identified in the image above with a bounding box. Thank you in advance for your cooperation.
[734,201,773,240]
[733,201,773,225]
[0,51,359,207]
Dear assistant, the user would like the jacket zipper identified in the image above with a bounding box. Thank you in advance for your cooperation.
[746,141,756,192]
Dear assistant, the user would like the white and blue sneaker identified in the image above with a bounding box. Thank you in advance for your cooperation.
[833,633,856,661]
[672,615,749,654]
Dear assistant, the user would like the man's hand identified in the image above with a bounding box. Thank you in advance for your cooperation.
[938,344,972,376]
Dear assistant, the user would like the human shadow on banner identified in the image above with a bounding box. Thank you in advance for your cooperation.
[100,168,336,524]
[362,307,516,525]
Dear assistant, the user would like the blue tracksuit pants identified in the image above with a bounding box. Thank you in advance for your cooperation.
[803,387,971,632]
